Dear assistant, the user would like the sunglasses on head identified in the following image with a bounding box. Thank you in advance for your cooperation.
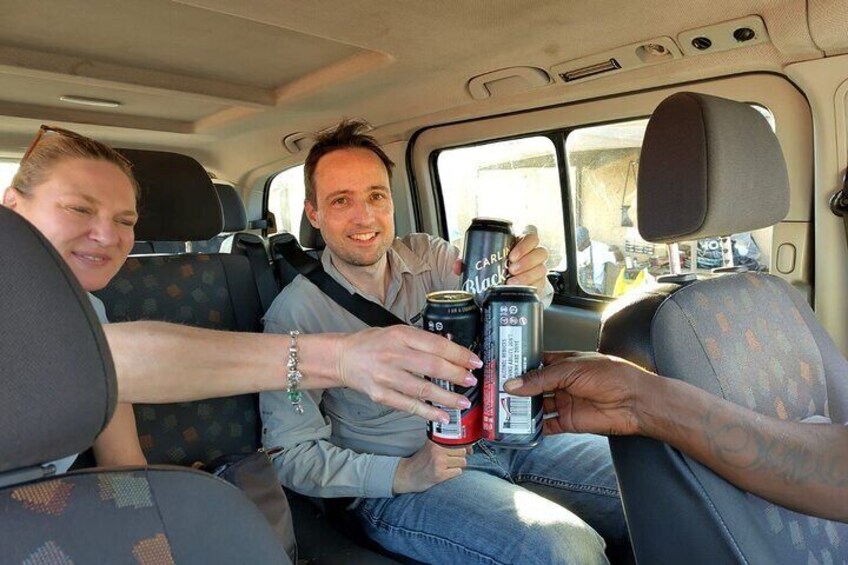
[21,125,133,169]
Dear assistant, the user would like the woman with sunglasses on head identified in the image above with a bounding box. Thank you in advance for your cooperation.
[3,125,481,471]
[4,127,145,470]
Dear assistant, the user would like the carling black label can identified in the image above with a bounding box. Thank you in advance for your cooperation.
[461,218,515,304]
[423,290,482,446]
[481,286,543,448]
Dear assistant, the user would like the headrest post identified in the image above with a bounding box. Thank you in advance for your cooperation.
[667,242,681,275]
[720,236,735,268]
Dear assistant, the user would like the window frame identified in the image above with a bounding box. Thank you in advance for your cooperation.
[561,114,652,302]
[428,127,610,310]
[408,74,811,314]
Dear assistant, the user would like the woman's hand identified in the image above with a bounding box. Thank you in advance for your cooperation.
[336,325,482,423]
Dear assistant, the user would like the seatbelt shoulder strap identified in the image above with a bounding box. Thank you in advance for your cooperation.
[274,237,406,327]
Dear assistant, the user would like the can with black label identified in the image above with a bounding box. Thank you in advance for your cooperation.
[461,218,515,304]
[481,286,543,448]
[423,291,483,445]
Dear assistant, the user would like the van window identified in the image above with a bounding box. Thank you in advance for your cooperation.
[267,165,306,237]
[0,161,20,198]
[566,109,775,297]
[436,136,565,270]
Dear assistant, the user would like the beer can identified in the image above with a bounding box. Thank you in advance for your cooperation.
[481,286,543,448]
[423,290,482,445]
[461,218,515,304]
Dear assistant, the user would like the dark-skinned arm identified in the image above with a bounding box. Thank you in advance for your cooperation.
[506,352,848,522]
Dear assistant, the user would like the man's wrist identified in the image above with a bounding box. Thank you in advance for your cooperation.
[634,372,693,443]
[392,457,409,495]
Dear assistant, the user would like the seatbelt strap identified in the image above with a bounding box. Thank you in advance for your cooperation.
[234,234,279,314]
[830,172,848,249]
[303,265,407,327]
[273,237,406,327]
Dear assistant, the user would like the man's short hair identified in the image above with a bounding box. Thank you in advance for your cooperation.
[304,119,395,206]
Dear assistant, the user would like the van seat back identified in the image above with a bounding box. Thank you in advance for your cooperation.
[96,150,264,465]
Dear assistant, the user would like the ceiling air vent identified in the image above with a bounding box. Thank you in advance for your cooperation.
[559,59,621,83]
[551,37,681,85]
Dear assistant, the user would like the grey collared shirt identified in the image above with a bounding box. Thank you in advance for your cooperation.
[260,233,552,499]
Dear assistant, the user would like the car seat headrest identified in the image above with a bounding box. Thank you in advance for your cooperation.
[637,92,790,244]
[0,207,117,474]
[300,209,325,250]
[117,149,223,241]
[214,182,248,233]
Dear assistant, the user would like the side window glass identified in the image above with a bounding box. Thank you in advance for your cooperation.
[267,165,305,236]
[0,161,20,199]
[566,109,774,297]
[436,137,566,271]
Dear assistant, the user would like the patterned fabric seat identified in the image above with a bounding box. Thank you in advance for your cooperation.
[599,93,848,564]
[95,150,265,466]
[1,468,286,564]
[0,206,288,564]
[98,254,263,464]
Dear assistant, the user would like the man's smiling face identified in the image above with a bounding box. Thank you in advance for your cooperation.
[305,147,395,268]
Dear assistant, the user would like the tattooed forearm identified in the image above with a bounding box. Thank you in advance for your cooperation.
[640,377,848,521]
[701,404,848,488]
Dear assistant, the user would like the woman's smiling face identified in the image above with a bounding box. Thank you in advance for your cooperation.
[4,157,138,291]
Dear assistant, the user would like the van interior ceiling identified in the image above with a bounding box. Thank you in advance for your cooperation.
[4,1,848,564]
[0,0,839,174]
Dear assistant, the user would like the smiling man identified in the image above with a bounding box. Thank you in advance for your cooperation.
[260,120,630,564]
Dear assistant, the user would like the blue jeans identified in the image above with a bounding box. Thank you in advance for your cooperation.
[352,433,628,565]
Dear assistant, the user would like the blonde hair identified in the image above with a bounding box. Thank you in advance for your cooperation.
[11,129,139,199]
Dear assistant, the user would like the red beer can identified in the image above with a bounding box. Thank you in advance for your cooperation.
[423,291,482,445]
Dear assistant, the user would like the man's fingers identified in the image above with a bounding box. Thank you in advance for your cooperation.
[442,445,469,457]
[506,263,547,288]
[543,351,583,365]
[508,247,548,277]
[505,351,596,394]
[443,468,463,481]
[543,417,566,435]
[504,364,562,396]
[543,395,557,415]
[445,455,467,469]
[508,233,540,262]
[453,258,463,276]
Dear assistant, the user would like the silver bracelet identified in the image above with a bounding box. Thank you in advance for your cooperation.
[286,330,304,414]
